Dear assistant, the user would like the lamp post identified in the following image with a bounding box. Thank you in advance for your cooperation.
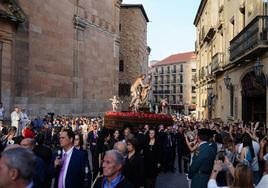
[207,84,214,119]
[254,57,263,77]
[224,74,232,89]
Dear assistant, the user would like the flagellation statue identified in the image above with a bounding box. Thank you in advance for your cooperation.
[129,74,151,112]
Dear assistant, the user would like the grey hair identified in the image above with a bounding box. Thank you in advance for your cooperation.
[1,147,36,182]
[105,149,125,166]
[113,141,127,155]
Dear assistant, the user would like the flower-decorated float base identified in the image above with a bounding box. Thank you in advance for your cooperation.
[104,111,174,130]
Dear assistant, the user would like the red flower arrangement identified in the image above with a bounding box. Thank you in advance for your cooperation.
[104,111,174,130]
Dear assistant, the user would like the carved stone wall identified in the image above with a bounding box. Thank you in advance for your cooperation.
[0,0,121,117]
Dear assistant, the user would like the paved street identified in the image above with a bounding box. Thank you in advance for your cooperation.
[156,171,188,188]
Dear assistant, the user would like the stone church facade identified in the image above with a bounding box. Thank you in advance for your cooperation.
[0,0,125,117]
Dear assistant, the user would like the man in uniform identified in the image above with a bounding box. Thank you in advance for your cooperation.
[188,128,217,188]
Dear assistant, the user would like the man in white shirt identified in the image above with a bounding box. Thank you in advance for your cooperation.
[10,107,20,134]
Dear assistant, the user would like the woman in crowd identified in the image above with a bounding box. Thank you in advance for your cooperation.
[208,160,254,188]
[143,129,160,188]
[240,133,260,184]
[124,138,144,188]
[1,126,17,147]
[110,129,121,147]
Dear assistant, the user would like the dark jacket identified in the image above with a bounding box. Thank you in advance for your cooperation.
[123,152,144,187]
[189,142,216,188]
[50,148,91,188]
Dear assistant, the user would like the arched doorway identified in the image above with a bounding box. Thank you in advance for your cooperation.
[241,71,266,122]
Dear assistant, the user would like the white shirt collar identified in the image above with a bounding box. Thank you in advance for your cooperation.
[63,146,74,156]
[198,141,207,148]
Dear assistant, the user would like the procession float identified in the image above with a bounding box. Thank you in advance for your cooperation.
[104,75,174,130]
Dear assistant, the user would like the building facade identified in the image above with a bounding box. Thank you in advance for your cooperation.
[194,0,268,124]
[151,52,197,115]
[119,4,149,111]
[0,0,122,117]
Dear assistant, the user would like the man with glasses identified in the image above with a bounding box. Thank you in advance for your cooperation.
[50,128,91,188]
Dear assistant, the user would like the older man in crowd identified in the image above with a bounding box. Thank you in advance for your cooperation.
[94,149,134,188]
[0,146,36,188]
[20,138,46,188]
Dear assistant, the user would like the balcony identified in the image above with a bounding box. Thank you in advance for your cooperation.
[229,16,268,63]
[204,26,216,43]
[211,52,225,74]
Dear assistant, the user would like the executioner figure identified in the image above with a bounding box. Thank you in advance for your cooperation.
[129,74,151,111]
[160,97,169,114]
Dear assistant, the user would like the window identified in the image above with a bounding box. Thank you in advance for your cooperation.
[119,83,130,96]
[180,64,183,72]
[173,75,176,83]
[192,68,196,72]
[172,95,176,103]
[179,95,183,102]
[192,86,196,93]
[119,60,124,72]
[180,85,183,93]
[180,75,183,83]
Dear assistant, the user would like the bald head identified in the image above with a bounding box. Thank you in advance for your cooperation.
[20,138,35,150]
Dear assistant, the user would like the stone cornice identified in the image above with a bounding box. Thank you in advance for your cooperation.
[73,15,115,38]
[0,0,26,23]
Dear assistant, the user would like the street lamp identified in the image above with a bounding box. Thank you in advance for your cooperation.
[254,57,263,77]
[207,84,214,118]
[224,74,232,89]
[207,84,213,95]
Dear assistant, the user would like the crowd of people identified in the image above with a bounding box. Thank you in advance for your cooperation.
[0,107,268,188]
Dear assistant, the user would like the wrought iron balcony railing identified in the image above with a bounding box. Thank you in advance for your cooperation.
[211,52,225,74]
[230,16,268,63]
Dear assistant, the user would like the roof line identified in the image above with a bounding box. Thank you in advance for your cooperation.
[193,0,207,26]
[152,51,196,67]
[121,4,149,22]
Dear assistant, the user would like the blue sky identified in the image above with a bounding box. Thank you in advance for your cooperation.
[123,0,200,61]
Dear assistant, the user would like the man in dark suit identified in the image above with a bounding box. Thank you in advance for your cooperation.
[163,126,176,172]
[176,125,190,173]
[51,128,91,188]
[88,123,100,178]
[188,128,217,188]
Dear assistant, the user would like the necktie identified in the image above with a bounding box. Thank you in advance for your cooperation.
[58,153,67,188]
